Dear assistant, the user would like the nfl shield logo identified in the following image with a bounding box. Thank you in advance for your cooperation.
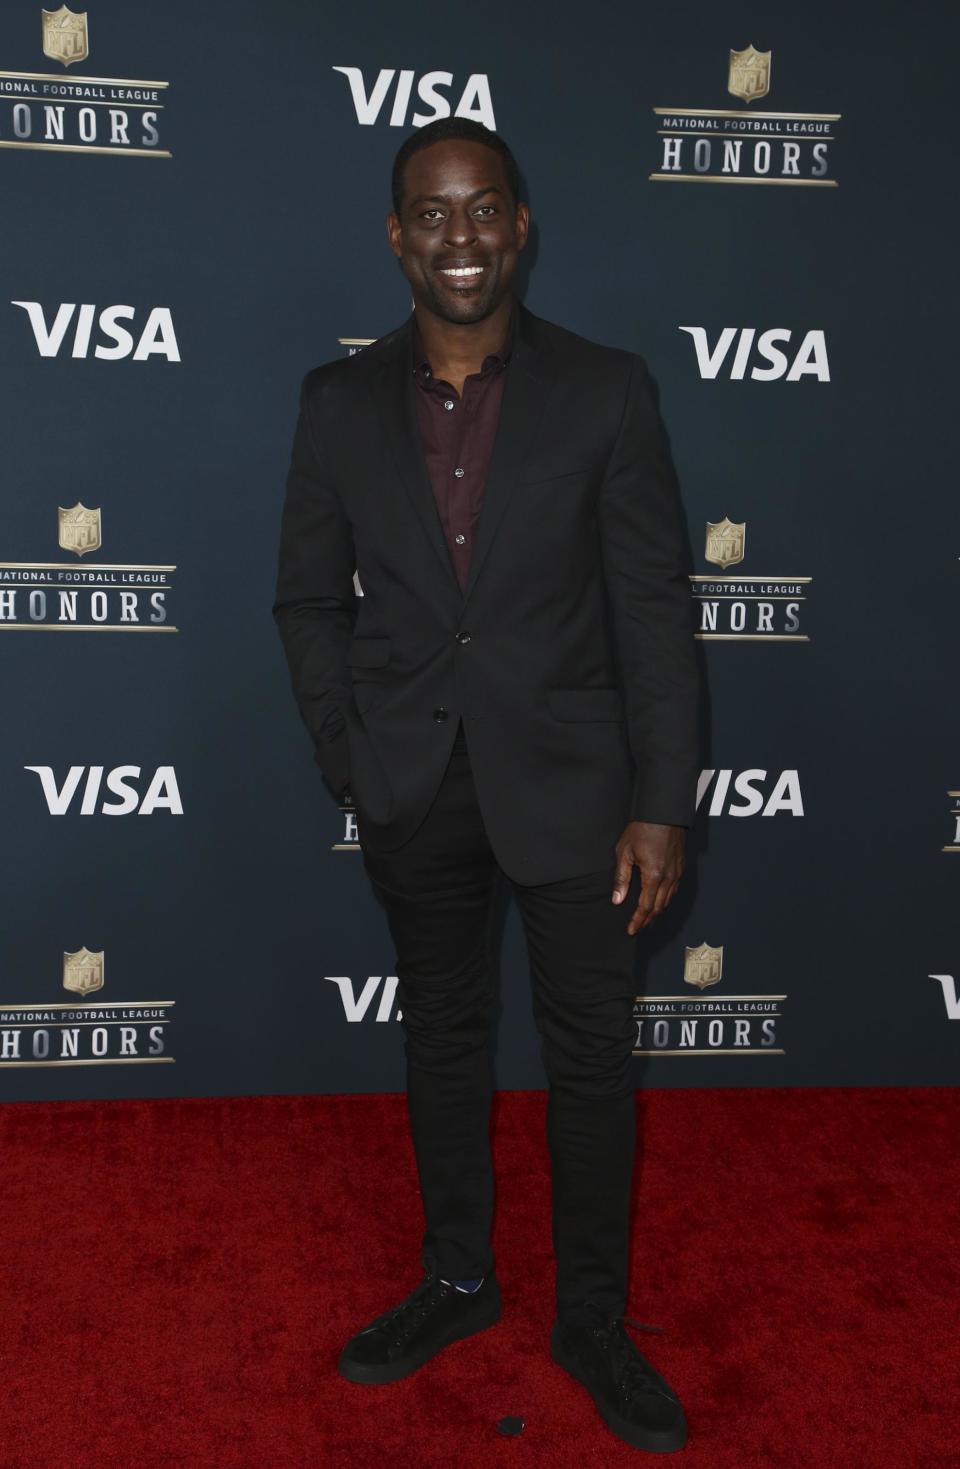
[684,943,724,991]
[63,947,104,998]
[728,44,771,103]
[58,503,101,557]
[705,517,746,570]
[42,6,89,69]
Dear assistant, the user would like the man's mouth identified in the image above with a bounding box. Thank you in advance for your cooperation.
[437,264,487,284]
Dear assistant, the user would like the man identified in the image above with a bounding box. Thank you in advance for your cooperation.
[272,117,700,1454]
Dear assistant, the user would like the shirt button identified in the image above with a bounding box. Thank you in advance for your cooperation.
[456,631,471,645]
[454,467,465,478]
[443,399,455,411]
[432,707,449,723]
[454,533,466,545]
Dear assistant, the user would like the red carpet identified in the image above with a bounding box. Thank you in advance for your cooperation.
[2,1087,958,1468]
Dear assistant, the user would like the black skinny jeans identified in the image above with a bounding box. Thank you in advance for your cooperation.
[358,719,641,1323]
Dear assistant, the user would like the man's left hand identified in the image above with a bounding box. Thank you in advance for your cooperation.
[612,822,686,935]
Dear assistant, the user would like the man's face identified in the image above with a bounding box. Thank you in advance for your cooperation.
[387,139,528,325]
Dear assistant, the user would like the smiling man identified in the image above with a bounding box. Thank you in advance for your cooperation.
[272,117,700,1454]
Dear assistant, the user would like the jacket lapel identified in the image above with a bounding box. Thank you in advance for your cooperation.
[370,323,463,605]
[369,300,557,612]
[461,305,556,609]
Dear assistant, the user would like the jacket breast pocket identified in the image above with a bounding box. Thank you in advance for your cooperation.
[546,687,625,721]
[347,637,391,668]
[519,463,601,489]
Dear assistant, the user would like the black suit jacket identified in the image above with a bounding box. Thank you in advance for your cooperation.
[272,298,700,885]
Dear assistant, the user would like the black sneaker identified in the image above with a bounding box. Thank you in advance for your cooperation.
[550,1303,688,1453]
[337,1267,501,1385]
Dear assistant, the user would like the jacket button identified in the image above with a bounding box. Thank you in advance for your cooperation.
[432,707,449,722]
[455,631,471,645]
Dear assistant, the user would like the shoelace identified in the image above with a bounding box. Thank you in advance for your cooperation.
[371,1274,455,1349]
[584,1305,671,1403]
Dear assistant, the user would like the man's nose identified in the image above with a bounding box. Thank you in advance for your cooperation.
[443,211,478,246]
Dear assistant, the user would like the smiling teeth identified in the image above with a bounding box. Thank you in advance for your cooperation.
[442,266,484,276]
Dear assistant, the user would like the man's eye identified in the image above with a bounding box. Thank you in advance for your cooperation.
[475,205,496,216]
[422,209,443,220]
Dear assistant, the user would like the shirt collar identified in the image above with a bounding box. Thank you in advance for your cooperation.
[411,300,516,385]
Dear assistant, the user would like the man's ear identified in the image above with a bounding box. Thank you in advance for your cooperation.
[386,211,402,259]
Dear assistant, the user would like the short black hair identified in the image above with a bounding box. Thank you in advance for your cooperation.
[391,117,521,216]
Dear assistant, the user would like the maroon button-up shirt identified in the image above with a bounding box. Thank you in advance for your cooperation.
[410,304,515,592]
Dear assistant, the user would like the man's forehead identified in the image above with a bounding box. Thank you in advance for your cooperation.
[405,140,507,189]
[408,182,507,205]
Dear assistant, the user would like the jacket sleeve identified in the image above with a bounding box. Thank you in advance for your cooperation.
[597,354,701,827]
[272,372,357,797]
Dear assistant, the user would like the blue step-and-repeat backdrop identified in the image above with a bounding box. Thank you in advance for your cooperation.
[2,1,956,1099]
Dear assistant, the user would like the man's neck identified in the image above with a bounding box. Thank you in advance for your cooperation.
[413,295,514,395]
